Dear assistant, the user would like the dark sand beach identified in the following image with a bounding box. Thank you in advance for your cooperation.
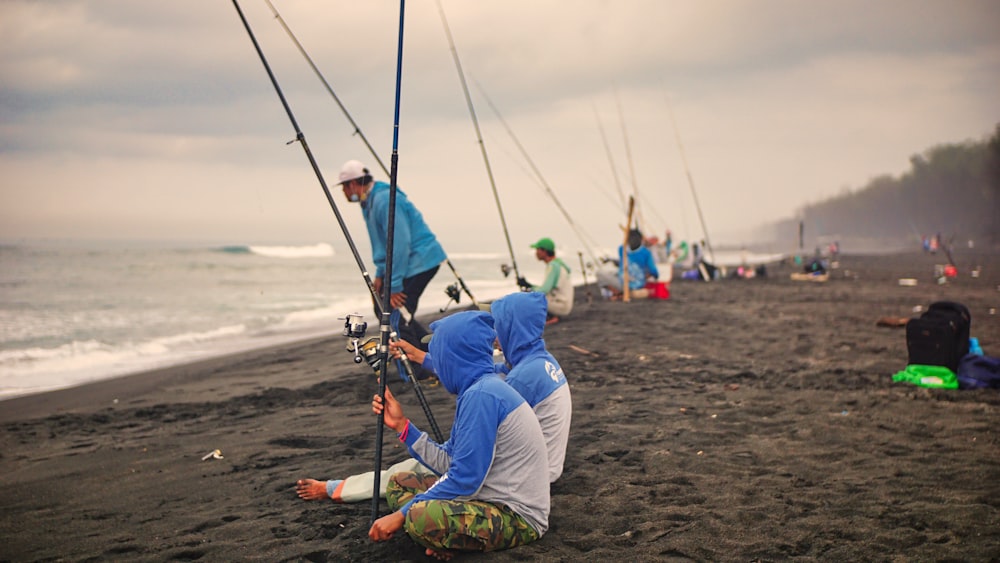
[2,251,999,562]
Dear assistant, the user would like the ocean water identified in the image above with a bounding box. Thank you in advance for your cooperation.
[0,241,519,400]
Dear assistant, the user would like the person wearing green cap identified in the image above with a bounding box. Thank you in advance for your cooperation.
[518,237,573,325]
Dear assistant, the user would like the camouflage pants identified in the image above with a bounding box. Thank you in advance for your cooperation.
[386,471,540,553]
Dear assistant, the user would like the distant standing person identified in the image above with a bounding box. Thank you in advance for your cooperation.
[517,237,574,325]
[339,159,446,378]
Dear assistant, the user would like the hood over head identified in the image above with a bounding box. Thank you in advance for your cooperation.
[490,292,547,366]
[426,311,497,395]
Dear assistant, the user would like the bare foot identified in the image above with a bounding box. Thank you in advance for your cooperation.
[425,547,455,561]
[295,478,329,501]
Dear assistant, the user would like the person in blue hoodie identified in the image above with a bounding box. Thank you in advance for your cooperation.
[368,310,550,558]
[294,292,572,503]
[489,291,572,482]
[596,228,659,299]
[338,159,446,378]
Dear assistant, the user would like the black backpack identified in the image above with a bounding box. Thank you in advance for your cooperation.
[906,301,971,373]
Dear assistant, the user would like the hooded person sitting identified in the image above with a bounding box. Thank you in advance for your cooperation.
[489,291,572,482]
[368,310,550,559]
[295,292,572,506]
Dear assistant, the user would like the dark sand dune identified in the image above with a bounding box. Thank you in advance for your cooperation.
[2,252,998,562]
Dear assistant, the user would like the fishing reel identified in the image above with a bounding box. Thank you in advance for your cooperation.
[440,282,462,313]
[341,313,382,374]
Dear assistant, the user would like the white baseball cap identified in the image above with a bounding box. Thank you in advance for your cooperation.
[338,160,369,185]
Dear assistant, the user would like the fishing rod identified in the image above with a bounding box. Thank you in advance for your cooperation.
[615,87,646,233]
[229,0,442,479]
[264,0,477,310]
[578,251,592,305]
[472,78,603,269]
[373,0,407,523]
[434,0,522,285]
[664,93,715,263]
[593,105,628,212]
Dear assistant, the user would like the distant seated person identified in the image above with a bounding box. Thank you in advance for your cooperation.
[516,237,573,325]
[804,259,826,275]
[596,228,659,299]
[805,248,827,275]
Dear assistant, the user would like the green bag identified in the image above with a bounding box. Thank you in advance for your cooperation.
[892,364,959,389]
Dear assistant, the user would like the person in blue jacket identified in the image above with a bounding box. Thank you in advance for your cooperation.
[339,159,446,377]
[368,310,550,558]
[597,228,659,299]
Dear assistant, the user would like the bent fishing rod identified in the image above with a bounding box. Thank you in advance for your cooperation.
[263,0,477,310]
[435,0,522,285]
[230,0,442,465]
[473,78,603,269]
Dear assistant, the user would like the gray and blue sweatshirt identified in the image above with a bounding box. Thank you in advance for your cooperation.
[397,310,550,536]
[491,292,573,482]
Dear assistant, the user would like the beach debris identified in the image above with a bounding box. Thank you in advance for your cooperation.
[568,344,599,357]
[898,278,917,286]
[876,316,910,328]
[201,449,224,461]
[912,305,923,313]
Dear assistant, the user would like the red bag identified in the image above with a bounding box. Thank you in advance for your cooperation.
[645,281,670,299]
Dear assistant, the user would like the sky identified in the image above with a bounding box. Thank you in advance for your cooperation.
[1,0,998,257]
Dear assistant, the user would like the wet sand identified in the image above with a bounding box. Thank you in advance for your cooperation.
[2,251,999,562]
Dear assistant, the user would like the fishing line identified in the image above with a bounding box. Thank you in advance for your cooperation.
[229,3,443,515]
[264,0,477,309]
[664,93,715,263]
[434,0,521,284]
[472,78,603,269]
[614,87,645,231]
[593,105,628,212]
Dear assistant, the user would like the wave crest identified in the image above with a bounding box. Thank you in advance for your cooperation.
[219,243,335,259]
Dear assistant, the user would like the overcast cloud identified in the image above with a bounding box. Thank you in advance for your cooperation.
[1,0,997,255]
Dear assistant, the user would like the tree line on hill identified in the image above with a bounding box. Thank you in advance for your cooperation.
[767,123,1000,252]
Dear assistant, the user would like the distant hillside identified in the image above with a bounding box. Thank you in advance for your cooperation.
[763,124,1000,253]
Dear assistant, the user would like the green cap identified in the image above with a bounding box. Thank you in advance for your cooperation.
[530,237,555,252]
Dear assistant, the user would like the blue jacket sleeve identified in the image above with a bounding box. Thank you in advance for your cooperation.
[398,393,500,515]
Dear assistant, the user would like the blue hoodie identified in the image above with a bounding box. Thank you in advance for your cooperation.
[490,292,572,482]
[361,181,447,293]
[617,244,659,290]
[398,310,550,535]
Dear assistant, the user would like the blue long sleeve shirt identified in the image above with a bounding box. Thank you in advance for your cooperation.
[361,181,447,293]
